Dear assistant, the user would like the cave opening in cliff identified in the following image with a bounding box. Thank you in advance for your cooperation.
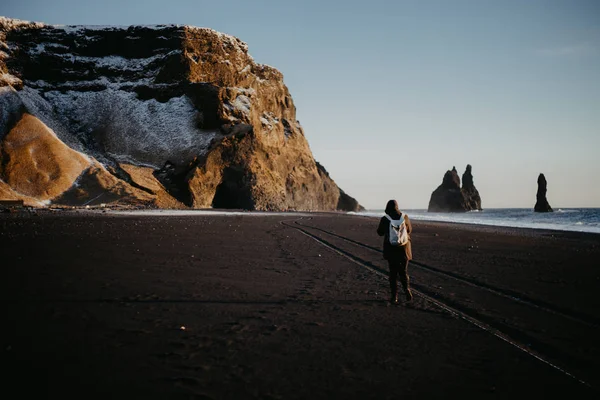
[212,167,254,210]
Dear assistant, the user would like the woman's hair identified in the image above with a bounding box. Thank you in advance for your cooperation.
[385,199,401,219]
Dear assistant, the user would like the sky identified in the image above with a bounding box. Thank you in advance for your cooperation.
[2,0,599,209]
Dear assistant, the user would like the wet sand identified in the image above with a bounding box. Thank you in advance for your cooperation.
[1,210,599,399]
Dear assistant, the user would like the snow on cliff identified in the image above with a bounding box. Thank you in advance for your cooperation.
[1,19,222,168]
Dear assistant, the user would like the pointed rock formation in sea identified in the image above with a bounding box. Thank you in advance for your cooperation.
[428,165,482,212]
[428,166,464,212]
[534,173,553,212]
[461,164,482,211]
[0,17,362,211]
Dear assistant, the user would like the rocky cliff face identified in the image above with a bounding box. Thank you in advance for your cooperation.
[534,173,553,212]
[0,17,362,211]
[428,165,482,212]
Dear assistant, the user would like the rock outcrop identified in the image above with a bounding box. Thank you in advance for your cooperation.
[461,164,482,211]
[0,17,362,211]
[428,166,464,212]
[534,173,553,212]
[428,165,482,212]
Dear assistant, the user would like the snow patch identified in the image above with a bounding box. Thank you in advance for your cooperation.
[0,86,23,137]
[14,86,81,149]
[230,87,255,96]
[71,52,174,70]
[233,95,251,114]
[224,95,251,118]
[42,88,216,168]
[260,112,280,131]
[27,43,46,55]
[26,76,161,90]
[3,84,217,167]
[54,25,127,34]
[27,42,69,55]
[24,49,180,73]
[105,153,159,169]
[253,64,275,83]
[52,23,181,34]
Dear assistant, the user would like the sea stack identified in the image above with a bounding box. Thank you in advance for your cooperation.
[428,165,482,212]
[534,173,553,212]
[0,17,363,211]
[461,164,482,211]
[428,166,463,212]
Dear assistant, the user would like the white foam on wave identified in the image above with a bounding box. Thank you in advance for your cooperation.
[352,209,600,235]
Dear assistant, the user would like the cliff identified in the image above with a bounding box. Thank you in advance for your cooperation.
[0,17,362,211]
[427,165,482,212]
[534,173,553,212]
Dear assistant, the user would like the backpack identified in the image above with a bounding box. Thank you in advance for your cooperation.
[385,214,409,246]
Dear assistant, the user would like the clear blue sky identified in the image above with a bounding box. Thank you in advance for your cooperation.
[3,0,599,209]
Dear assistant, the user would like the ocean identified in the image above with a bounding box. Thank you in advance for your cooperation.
[353,208,600,235]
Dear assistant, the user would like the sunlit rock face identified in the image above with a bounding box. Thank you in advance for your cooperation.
[1,112,91,200]
[0,17,362,210]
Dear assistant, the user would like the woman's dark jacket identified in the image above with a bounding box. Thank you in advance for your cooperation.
[377,212,413,261]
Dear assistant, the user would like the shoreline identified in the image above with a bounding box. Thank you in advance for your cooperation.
[3,204,600,236]
[5,205,600,236]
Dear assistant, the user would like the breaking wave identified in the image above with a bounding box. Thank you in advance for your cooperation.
[353,208,600,234]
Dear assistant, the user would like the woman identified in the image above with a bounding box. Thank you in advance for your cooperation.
[377,199,413,304]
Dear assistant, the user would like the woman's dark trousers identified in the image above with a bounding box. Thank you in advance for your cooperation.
[388,258,410,301]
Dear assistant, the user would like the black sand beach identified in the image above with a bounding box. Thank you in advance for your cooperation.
[2,210,599,399]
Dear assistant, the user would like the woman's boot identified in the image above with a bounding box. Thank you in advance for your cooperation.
[389,281,399,304]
